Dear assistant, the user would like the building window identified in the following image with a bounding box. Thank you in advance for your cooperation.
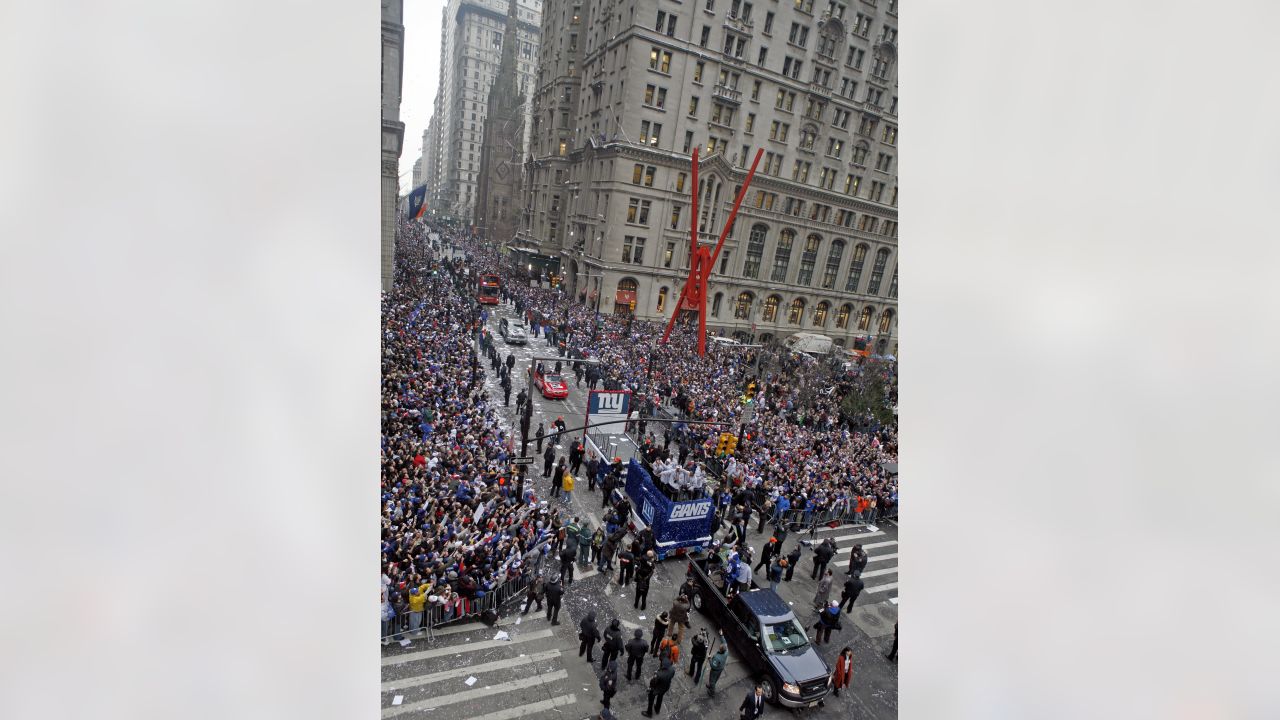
[888,266,897,298]
[688,96,700,116]
[657,286,669,312]
[632,164,644,184]
[622,235,647,264]
[671,204,682,229]
[876,153,894,172]
[700,26,711,47]
[711,292,723,317]
[844,174,861,196]
[795,0,814,13]
[858,305,873,331]
[788,298,806,324]
[720,250,732,274]
[639,121,662,146]
[836,303,852,329]
[744,224,767,279]
[814,301,829,327]
[694,62,705,83]
[771,229,794,283]
[664,241,676,268]
[822,239,844,289]
[877,309,894,335]
[645,166,656,187]
[735,291,754,319]
[684,131,695,153]
[852,142,870,165]
[867,248,890,294]
[764,11,775,34]
[627,198,652,226]
[676,172,688,193]
[559,140,568,156]
[797,234,820,285]
[744,113,755,134]
[845,244,868,292]
[649,48,673,73]
[762,295,781,322]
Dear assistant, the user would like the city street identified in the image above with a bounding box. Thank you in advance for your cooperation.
[380,287,898,719]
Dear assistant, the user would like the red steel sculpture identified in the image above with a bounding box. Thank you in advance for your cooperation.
[660,147,765,356]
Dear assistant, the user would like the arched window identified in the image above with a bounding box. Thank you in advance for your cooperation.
[878,309,894,334]
[735,291,754,319]
[887,265,897,298]
[797,233,821,285]
[616,277,639,316]
[845,244,868,292]
[857,305,874,331]
[656,286,669,313]
[867,248,891,295]
[822,239,845,289]
[711,291,723,317]
[799,125,818,150]
[788,298,806,324]
[743,224,768,279]
[762,295,781,323]
[771,229,795,283]
[813,301,829,327]
[852,141,870,165]
[835,303,852,329]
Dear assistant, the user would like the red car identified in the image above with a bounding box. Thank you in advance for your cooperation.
[533,367,569,400]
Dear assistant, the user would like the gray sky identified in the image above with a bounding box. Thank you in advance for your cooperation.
[398,1,444,190]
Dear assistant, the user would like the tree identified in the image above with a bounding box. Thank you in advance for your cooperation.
[839,360,896,428]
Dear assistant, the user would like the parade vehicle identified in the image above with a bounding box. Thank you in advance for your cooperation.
[498,317,528,345]
[476,274,501,305]
[609,459,715,560]
[532,367,569,399]
[686,555,833,708]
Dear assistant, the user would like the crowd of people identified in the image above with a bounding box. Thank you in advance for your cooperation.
[382,219,899,646]
[437,225,899,531]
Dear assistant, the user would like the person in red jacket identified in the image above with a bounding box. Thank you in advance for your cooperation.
[832,646,854,696]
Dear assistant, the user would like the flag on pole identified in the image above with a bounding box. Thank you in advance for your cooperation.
[406,185,428,220]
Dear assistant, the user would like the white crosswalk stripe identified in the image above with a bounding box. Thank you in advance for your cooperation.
[382,669,569,718]
[382,629,554,666]
[382,650,562,692]
[866,581,898,594]
[469,694,579,720]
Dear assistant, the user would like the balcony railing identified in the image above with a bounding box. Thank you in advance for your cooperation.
[724,14,755,33]
[808,82,832,99]
[712,84,743,104]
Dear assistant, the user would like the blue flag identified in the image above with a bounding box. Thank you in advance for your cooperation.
[406,185,428,220]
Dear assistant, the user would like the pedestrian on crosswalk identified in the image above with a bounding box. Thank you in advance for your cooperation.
[599,659,619,709]
[649,612,670,657]
[579,611,602,663]
[601,618,624,671]
[813,601,843,645]
[705,643,729,696]
[544,577,563,625]
[813,569,834,611]
[641,658,676,717]
[840,573,864,612]
[625,628,648,682]
[846,544,868,578]
[811,538,836,579]
[522,572,545,615]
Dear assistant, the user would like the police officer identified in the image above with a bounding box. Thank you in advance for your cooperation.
[543,577,563,625]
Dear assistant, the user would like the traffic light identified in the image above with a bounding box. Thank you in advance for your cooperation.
[745,380,757,401]
[716,433,731,456]
[725,433,739,455]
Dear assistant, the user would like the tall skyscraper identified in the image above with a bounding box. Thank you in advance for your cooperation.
[521,0,898,353]
[381,0,405,292]
[420,0,542,226]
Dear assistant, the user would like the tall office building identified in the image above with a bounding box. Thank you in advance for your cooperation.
[424,0,542,225]
[381,0,406,292]
[521,0,898,353]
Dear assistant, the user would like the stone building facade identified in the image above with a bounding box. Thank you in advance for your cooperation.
[381,0,405,292]
[520,0,898,353]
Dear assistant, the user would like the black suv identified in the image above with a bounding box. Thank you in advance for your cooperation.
[687,556,831,707]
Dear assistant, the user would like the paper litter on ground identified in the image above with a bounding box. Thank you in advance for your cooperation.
[889,598,899,605]
[638,615,646,620]
[866,525,878,532]
[391,696,403,706]
[494,630,511,641]
[399,639,412,647]
[515,617,522,624]
[465,677,478,686]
